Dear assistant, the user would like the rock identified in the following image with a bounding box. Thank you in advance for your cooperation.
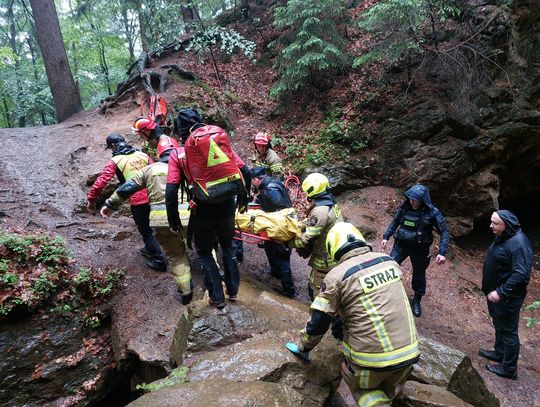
[445,216,474,237]
[395,381,473,407]
[127,378,303,407]
[171,276,307,362]
[411,336,499,407]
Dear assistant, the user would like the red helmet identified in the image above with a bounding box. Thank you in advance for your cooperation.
[157,136,179,157]
[254,131,271,146]
[132,117,157,132]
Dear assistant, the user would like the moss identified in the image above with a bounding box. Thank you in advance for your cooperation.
[136,366,190,393]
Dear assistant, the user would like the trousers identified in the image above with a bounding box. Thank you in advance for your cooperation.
[131,204,163,261]
[390,241,431,296]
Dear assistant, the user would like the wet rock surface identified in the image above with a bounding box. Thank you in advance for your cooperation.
[128,378,303,407]
[396,381,474,407]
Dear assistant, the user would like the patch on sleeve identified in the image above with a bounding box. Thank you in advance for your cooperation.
[309,216,319,226]
[320,282,327,292]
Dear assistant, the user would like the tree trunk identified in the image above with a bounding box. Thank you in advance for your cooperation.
[2,98,13,128]
[7,1,27,127]
[26,36,48,125]
[137,1,148,52]
[180,0,196,33]
[121,6,136,60]
[29,0,83,122]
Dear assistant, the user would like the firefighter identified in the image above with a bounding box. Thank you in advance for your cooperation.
[291,173,342,300]
[87,133,164,271]
[286,222,420,407]
[251,131,284,179]
[101,136,192,305]
[132,116,166,161]
[380,184,450,317]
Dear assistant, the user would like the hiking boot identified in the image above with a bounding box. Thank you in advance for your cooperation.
[485,364,517,380]
[228,294,237,301]
[412,294,422,317]
[181,292,193,305]
[138,248,151,258]
[282,290,296,299]
[209,298,226,310]
[479,349,503,363]
[146,258,166,272]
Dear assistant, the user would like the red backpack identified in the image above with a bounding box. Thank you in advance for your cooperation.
[184,125,245,204]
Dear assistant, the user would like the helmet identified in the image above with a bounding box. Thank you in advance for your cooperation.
[105,133,125,150]
[302,173,330,198]
[157,136,179,157]
[326,222,366,262]
[254,131,271,146]
[133,117,157,132]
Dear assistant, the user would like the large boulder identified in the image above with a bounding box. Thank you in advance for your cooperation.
[412,336,499,407]
[128,378,302,407]
[144,276,343,406]
[395,381,473,407]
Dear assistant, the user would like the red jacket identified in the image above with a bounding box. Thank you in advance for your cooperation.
[88,151,151,206]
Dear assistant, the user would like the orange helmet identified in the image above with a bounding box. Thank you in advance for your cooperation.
[254,131,271,146]
[157,136,179,157]
[132,117,157,132]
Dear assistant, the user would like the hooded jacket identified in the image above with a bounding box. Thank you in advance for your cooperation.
[482,210,533,299]
[256,176,291,212]
[383,184,450,256]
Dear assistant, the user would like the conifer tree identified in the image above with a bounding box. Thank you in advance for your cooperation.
[270,0,350,99]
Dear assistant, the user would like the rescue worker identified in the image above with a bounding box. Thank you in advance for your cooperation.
[291,173,342,301]
[251,131,283,179]
[480,210,532,379]
[251,166,296,298]
[132,116,166,161]
[380,184,449,317]
[87,133,164,271]
[166,108,250,310]
[101,136,192,305]
[286,222,420,407]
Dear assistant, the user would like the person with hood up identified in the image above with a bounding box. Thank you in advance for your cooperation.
[87,133,164,271]
[480,210,532,380]
[251,166,296,298]
[101,136,193,305]
[291,173,342,301]
[380,184,449,317]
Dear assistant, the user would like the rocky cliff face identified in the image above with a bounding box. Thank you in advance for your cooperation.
[324,2,540,236]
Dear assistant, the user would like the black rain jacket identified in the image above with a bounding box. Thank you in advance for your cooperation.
[482,210,533,299]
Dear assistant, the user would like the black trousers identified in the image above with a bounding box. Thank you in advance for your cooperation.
[390,241,431,296]
[130,204,163,261]
[263,240,295,297]
[191,199,240,303]
[487,297,524,371]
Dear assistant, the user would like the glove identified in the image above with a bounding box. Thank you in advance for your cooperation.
[296,247,312,259]
[237,193,249,214]
[285,342,310,362]
[331,315,344,340]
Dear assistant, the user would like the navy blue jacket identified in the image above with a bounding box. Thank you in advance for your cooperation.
[383,184,450,256]
[482,210,533,299]
[256,176,291,213]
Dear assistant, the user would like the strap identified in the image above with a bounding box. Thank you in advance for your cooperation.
[342,256,394,282]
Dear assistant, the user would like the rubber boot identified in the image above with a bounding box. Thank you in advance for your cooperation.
[412,293,422,317]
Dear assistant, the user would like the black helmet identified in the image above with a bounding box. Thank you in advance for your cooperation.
[176,108,203,141]
[105,133,125,150]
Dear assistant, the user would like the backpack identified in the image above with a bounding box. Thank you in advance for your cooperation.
[183,125,245,204]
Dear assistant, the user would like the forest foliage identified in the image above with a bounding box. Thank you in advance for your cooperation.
[0,0,510,128]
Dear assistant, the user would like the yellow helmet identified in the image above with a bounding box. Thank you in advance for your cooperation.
[302,173,330,198]
[326,222,366,262]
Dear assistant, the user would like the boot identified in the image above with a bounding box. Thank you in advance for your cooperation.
[485,364,517,380]
[479,349,503,363]
[412,293,422,317]
[146,258,166,272]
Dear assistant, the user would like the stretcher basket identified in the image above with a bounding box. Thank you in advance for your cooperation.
[234,206,302,244]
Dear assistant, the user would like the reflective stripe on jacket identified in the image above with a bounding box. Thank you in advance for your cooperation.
[303,247,419,369]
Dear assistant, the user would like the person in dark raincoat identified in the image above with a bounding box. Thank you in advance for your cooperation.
[380,184,450,317]
[479,210,532,380]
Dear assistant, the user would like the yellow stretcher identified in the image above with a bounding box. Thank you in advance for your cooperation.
[234,207,302,243]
